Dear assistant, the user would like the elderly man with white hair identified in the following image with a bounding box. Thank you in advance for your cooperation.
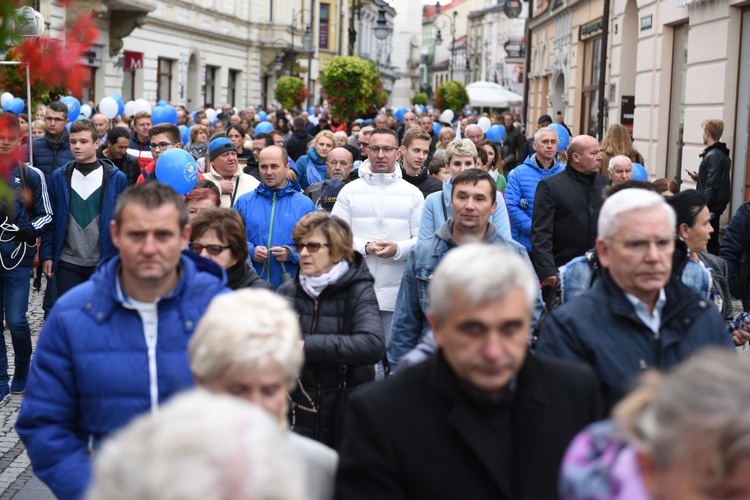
[536,189,733,412]
[608,155,634,186]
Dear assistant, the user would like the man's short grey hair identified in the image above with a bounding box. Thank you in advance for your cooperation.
[534,126,559,143]
[445,138,478,164]
[87,390,303,500]
[429,244,538,324]
[598,189,675,240]
[608,155,633,174]
[189,289,303,390]
[615,348,750,479]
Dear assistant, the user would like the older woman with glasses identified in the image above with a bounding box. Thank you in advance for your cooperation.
[189,207,269,290]
[278,212,384,449]
[189,289,337,500]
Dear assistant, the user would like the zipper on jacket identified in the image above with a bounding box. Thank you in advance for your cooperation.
[311,298,323,439]
[264,190,278,283]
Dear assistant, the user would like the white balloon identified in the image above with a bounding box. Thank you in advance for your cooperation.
[0,92,13,106]
[124,100,136,117]
[439,109,454,124]
[205,108,217,121]
[477,116,492,134]
[80,104,93,118]
[133,99,152,115]
[99,97,119,119]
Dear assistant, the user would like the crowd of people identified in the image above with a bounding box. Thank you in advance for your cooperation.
[0,95,747,499]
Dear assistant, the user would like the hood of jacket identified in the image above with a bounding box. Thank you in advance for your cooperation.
[434,219,499,247]
[358,158,403,185]
[701,141,731,158]
[256,179,301,199]
[521,153,564,174]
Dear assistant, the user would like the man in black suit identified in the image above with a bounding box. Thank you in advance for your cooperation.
[336,244,603,500]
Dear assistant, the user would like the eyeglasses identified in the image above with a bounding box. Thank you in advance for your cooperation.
[45,117,65,123]
[189,243,231,256]
[358,142,369,149]
[369,146,397,155]
[149,142,176,151]
[294,242,330,253]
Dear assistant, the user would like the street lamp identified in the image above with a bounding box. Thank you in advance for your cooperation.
[432,2,458,80]
[348,0,394,56]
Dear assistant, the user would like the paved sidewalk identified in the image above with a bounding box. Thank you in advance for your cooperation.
[0,279,53,499]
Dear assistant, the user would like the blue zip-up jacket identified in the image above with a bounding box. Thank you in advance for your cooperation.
[720,202,750,305]
[536,273,733,412]
[505,154,564,253]
[234,180,316,289]
[388,220,544,369]
[31,131,75,182]
[418,177,512,241]
[295,146,327,190]
[0,162,53,267]
[15,252,228,500]
[40,159,129,272]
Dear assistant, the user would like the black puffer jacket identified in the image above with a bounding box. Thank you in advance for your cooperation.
[278,252,384,448]
[226,261,272,290]
[697,142,731,213]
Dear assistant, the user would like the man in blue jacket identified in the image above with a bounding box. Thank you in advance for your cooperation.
[505,127,563,253]
[16,182,228,500]
[40,119,128,298]
[536,189,733,412]
[0,114,52,403]
[234,145,315,289]
[31,101,74,182]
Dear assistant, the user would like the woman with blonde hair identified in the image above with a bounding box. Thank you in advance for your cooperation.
[600,124,644,177]
[189,289,338,500]
[278,212,384,449]
[561,348,750,499]
[436,126,455,150]
[296,130,335,190]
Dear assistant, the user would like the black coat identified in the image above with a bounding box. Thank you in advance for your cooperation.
[531,167,609,280]
[226,261,272,290]
[400,166,443,199]
[278,252,385,448]
[697,142,731,213]
[287,130,314,162]
[336,351,603,500]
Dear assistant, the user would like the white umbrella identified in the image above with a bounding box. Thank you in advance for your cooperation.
[466,80,523,108]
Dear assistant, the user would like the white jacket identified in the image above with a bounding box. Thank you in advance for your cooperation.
[332,160,424,312]
[204,169,260,208]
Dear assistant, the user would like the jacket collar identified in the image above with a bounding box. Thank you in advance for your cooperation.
[700,141,730,157]
[434,220,498,249]
[564,165,598,183]
[358,158,403,184]
[257,179,298,198]
[430,350,545,498]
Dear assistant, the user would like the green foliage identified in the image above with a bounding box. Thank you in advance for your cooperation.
[435,80,469,112]
[274,76,309,112]
[319,56,383,124]
[411,92,428,106]
[0,50,68,112]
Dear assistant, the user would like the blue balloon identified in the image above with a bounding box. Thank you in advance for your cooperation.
[65,122,71,132]
[111,94,125,116]
[2,97,24,114]
[549,123,570,151]
[432,121,440,135]
[254,121,274,134]
[257,111,268,122]
[157,100,168,107]
[394,108,406,122]
[151,106,165,125]
[178,125,190,144]
[415,104,425,114]
[75,114,86,121]
[210,117,219,126]
[59,96,80,122]
[632,162,648,181]
[307,106,315,115]
[162,105,178,125]
[155,148,199,195]
[486,124,506,143]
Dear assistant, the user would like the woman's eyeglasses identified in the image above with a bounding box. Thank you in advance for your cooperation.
[189,243,231,256]
[294,242,329,253]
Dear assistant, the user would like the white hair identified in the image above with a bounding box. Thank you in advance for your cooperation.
[534,126,558,143]
[87,390,304,500]
[189,289,303,390]
[429,244,537,323]
[598,189,675,240]
[608,155,633,174]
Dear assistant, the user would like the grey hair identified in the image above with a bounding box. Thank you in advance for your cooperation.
[534,126,559,143]
[189,289,303,390]
[608,155,633,174]
[597,189,675,240]
[615,349,750,481]
[87,389,303,500]
[428,244,537,324]
[445,138,478,164]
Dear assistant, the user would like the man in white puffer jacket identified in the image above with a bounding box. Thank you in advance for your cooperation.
[332,127,424,351]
